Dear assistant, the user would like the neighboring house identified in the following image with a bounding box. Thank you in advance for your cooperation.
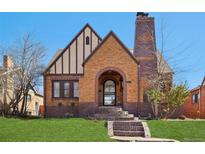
[24,88,44,116]
[43,13,173,118]
[183,77,205,118]
[0,56,14,112]
[0,55,44,116]
[0,66,3,108]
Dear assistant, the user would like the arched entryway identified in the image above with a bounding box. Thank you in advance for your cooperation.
[96,67,127,107]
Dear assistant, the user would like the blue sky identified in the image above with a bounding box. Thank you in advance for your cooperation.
[0,12,205,89]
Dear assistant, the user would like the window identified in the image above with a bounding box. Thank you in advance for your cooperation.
[104,80,116,106]
[73,82,79,98]
[192,93,200,103]
[27,94,32,102]
[35,102,39,116]
[53,81,60,98]
[86,36,90,45]
[52,81,79,98]
[63,82,70,97]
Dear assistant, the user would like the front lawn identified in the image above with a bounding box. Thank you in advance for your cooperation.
[1,117,205,142]
[147,120,205,142]
[0,117,113,142]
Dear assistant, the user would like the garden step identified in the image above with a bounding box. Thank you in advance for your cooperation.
[114,117,135,121]
[108,120,150,138]
[113,121,143,127]
[122,111,129,115]
[94,106,135,121]
[94,112,127,116]
[96,107,122,114]
[94,114,135,121]
[113,130,145,137]
[94,113,134,118]
[113,125,144,131]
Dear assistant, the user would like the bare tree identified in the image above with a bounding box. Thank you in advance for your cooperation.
[1,33,45,116]
[143,16,205,89]
[142,18,201,117]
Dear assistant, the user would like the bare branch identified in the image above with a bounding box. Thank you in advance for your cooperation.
[0,33,46,116]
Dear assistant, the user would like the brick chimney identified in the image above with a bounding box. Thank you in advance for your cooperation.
[134,13,158,83]
[134,12,156,57]
[3,55,13,71]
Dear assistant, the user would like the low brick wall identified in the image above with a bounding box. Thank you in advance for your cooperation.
[78,102,97,117]
[46,105,78,118]
[137,101,153,117]
[123,102,138,116]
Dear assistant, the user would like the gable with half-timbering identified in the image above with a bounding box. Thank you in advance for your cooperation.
[45,24,102,75]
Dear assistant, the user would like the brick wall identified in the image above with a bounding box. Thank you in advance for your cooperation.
[79,33,139,115]
[183,86,205,119]
[44,75,80,117]
[200,85,205,118]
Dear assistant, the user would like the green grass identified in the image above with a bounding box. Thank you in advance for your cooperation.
[2,117,204,142]
[0,117,113,142]
[147,120,205,142]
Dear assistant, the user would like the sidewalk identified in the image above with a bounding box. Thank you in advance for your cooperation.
[111,136,179,142]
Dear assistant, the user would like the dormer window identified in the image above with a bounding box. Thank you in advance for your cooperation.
[86,36,90,45]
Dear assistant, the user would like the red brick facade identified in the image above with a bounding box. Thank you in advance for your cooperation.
[183,77,205,118]
[44,75,80,117]
[79,32,140,116]
[43,13,173,118]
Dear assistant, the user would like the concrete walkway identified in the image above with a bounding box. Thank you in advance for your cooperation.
[111,136,179,142]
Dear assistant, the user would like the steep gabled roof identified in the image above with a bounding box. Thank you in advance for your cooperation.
[156,51,174,74]
[47,49,63,68]
[201,76,205,87]
[82,31,139,66]
[44,23,102,74]
[189,76,205,92]
[191,86,200,92]
[28,84,43,97]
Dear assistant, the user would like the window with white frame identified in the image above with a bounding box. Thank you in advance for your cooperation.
[192,93,200,103]
[53,81,60,98]
[73,82,79,98]
[63,82,70,98]
[52,81,79,98]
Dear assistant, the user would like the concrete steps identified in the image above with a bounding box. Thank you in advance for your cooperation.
[108,120,147,137]
[113,121,143,126]
[113,125,144,131]
[93,106,135,121]
[113,130,145,137]
[95,106,122,114]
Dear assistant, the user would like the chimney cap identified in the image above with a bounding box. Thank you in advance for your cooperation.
[137,12,149,17]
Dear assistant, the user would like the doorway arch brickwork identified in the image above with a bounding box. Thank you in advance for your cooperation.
[95,67,127,106]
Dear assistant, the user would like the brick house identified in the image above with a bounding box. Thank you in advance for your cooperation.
[182,77,205,118]
[43,13,173,118]
[0,55,44,116]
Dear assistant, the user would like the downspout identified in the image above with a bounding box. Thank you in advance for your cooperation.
[43,74,47,118]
